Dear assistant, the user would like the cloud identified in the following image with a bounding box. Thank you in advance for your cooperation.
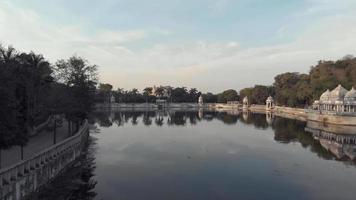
[1,0,356,92]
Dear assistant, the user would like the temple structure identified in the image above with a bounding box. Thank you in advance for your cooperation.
[242,96,249,110]
[198,95,203,106]
[266,96,275,111]
[312,84,356,114]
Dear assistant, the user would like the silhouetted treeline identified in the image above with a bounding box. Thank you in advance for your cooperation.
[0,45,98,147]
[96,84,240,104]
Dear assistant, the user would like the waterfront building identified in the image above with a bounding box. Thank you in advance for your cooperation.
[198,95,203,106]
[312,84,356,114]
[266,96,275,111]
[110,94,116,103]
[242,96,249,110]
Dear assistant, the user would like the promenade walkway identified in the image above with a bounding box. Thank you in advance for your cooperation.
[0,118,74,170]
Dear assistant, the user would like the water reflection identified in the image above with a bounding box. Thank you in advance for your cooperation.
[90,109,356,163]
[7,109,356,199]
[305,121,356,161]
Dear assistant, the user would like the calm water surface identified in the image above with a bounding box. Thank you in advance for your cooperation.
[38,110,356,200]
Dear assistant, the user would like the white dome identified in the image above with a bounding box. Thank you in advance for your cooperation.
[198,95,203,103]
[345,87,356,101]
[266,96,274,102]
[329,84,348,102]
[243,96,249,103]
[320,89,331,102]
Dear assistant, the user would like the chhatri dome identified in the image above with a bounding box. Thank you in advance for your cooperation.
[243,96,249,104]
[198,95,203,104]
[345,87,356,102]
[266,96,274,103]
[319,89,331,102]
[313,84,356,113]
[329,84,348,102]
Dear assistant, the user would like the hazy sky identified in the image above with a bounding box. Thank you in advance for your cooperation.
[1,0,355,92]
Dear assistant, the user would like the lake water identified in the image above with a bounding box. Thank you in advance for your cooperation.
[34,109,356,200]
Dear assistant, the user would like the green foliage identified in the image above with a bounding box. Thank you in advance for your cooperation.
[273,57,356,107]
[239,85,274,105]
[217,89,239,103]
[53,56,98,119]
[0,45,100,147]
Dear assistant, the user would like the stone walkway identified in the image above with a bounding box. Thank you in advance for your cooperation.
[0,119,73,169]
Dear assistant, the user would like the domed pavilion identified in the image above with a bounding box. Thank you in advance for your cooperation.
[313,85,356,114]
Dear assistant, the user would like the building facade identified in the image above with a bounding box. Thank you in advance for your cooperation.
[313,84,356,114]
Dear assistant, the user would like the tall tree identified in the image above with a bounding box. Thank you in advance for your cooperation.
[53,56,98,120]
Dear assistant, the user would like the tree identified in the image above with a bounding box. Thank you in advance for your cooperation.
[217,89,238,103]
[97,83,113,103]
[53,56,98,120]
[202,92,218,103]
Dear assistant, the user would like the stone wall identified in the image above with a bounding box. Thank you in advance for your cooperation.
[0,121,89,200]
[274,106,308,121]
[306,112,356,126]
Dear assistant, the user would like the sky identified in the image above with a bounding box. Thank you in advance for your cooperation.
[1,0,356,92]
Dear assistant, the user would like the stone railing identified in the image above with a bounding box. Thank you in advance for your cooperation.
[0,120,89,200]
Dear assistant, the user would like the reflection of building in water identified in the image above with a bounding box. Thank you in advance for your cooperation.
[305,121,356,160]
[242,111,249,121]
[312,85,356,114]
[198,108,204,119]
[266,112,274,125]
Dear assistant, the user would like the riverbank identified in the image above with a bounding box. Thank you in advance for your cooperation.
[95,103,356,125]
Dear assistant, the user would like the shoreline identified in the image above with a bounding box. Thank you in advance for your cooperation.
[95,103,356,126]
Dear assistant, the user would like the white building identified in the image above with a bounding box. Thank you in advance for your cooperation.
[198,95,203,106]
[313,84,356,113]
[266,96,275,111]
[242,96,249,110]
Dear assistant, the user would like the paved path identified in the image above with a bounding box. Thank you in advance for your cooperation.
[0,119,74,169]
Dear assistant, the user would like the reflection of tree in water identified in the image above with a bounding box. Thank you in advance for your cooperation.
[250,113,269,129]
[90,110,341,161]
[113,112,124,126]
[216,112,238,125]
[155,116,164,126]
[27,137,98,200]
[187,112,199,125]
[272,117,334,160]
[167,112,187,126]
[91,111,112,127]
[142,112,153,126]
[272,117,306,143]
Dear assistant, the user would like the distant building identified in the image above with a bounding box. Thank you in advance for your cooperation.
[110,94,116,103]
[266,96,275,111]
[198,95,204,106]
[313,84,356,114]
[242,96,249,110]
